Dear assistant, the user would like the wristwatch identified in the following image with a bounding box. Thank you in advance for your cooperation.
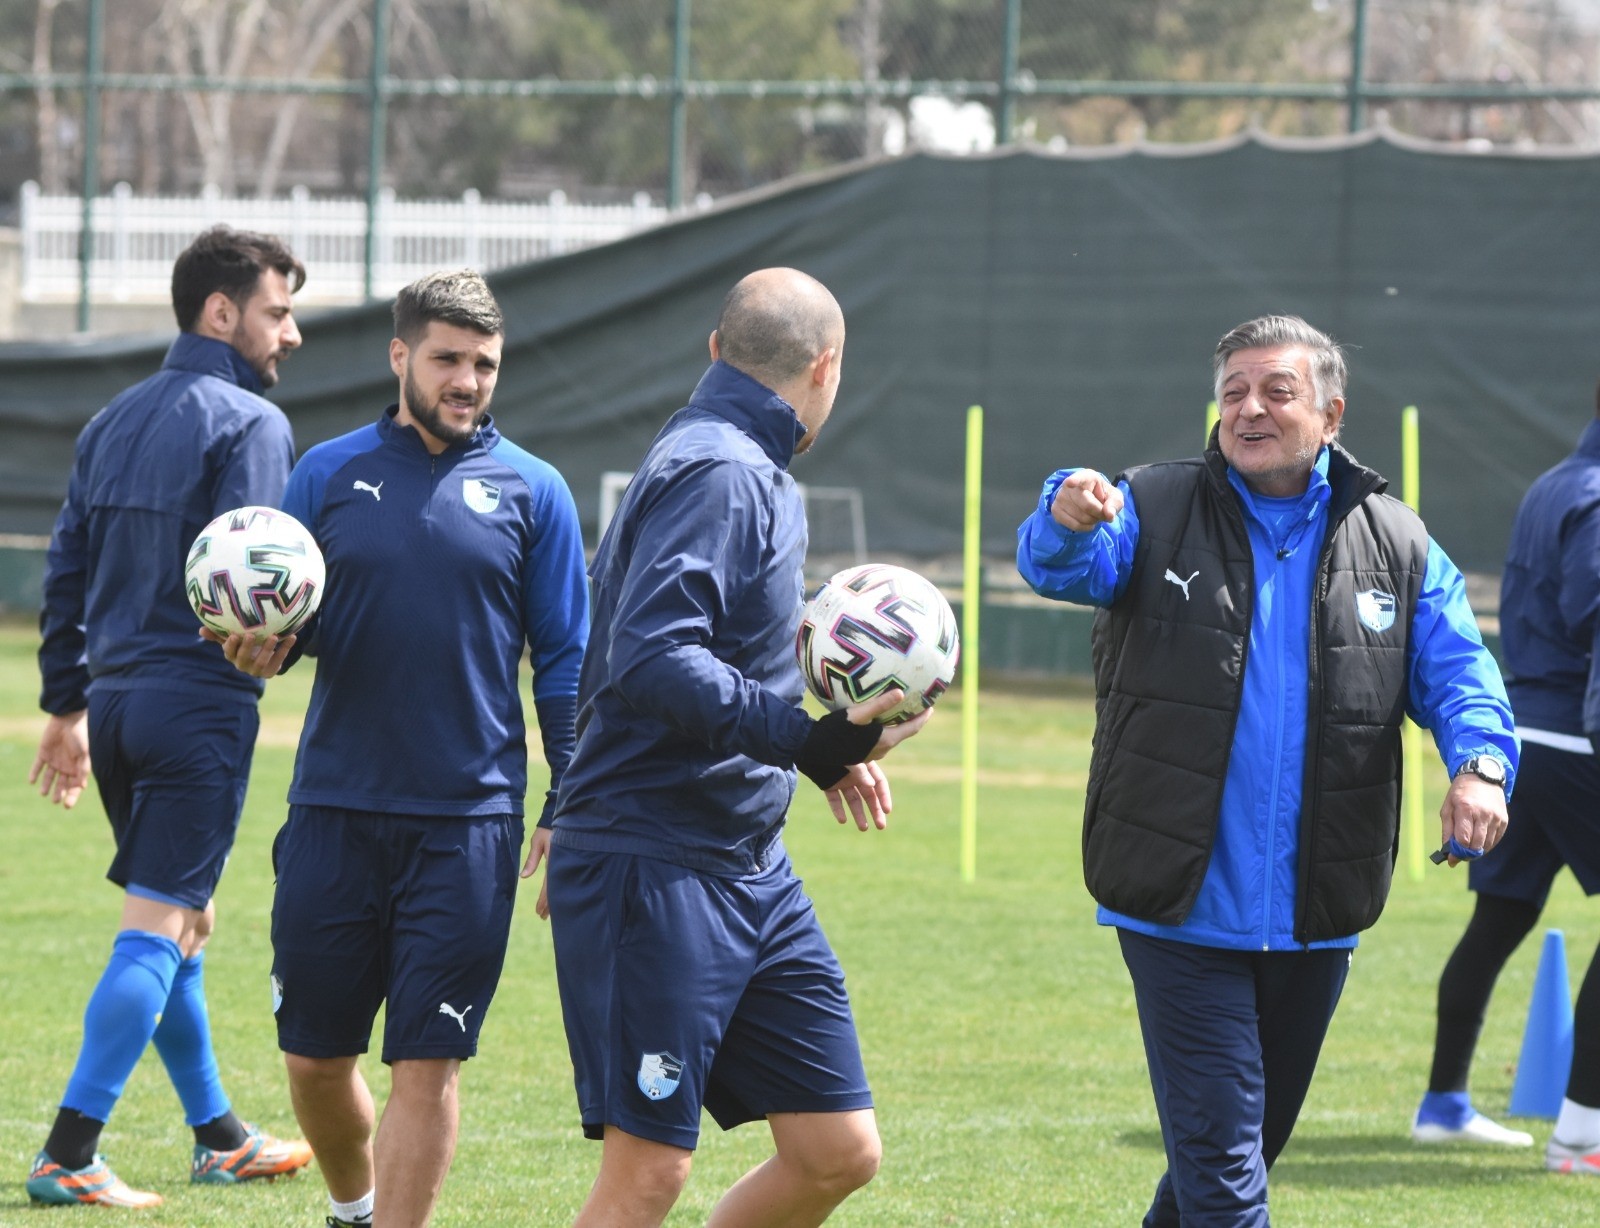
[1454,755,1507,788]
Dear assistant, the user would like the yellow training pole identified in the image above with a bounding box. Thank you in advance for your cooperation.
[961,405,983,883]
[1206,399,1219,444]
[1402,405,1426,882]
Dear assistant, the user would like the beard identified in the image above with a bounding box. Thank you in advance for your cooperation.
[1245,438,1321,488]
[230,324,288,389]
[403,363,492,447]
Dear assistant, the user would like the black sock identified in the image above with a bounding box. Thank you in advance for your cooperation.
[193,1109,249,1152]
[1428,893,1541,1092]
[43,1109,105,1171]
[1569,938,1600,1107]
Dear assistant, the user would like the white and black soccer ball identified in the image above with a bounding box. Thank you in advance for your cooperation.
[184,506,325,639]
[796,563,960,725]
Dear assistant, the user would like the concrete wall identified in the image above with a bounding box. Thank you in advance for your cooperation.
[15,300,175,340]
[0,229,175,341]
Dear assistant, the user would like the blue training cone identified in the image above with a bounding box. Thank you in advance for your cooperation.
[1508,929,1575,1119]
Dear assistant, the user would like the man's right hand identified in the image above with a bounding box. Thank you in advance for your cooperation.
[825,760,893,831]
[30,709,89,809]
[1050,469,1123,532]
[200,627,295,678]
[811,690,934,830]
[797,688,933,797]
[845,689,932,760]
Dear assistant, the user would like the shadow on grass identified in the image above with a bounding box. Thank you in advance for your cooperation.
[1275,1133,1549,1189]
[1116,1129,1547,1190]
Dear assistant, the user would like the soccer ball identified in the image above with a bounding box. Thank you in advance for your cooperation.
[796,563,960,725]
[184,506,324,639]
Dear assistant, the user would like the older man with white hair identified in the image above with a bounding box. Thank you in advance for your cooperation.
[1017,314,1518,1226]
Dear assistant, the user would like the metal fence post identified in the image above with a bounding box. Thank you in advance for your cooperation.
[76,0,105,333]
[998,0,1022,144]
[365,0,392,302]
[669,0,691,209]
[1349,0,1371,133]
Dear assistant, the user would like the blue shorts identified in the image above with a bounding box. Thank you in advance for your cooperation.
[1470,741,1600,905]
[547,842,872,1151]
[89,687,258,910]
[270,806,523,1063]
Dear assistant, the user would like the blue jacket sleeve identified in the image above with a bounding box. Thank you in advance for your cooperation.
[213,406,294,516]
[607,456,813,767]
[1587,614,1600,740]
[1015,468,1139,607]
[1558,496,1600,739]
[521,473,589,829]
[1406,538,1520,790]
[38,455,91,714]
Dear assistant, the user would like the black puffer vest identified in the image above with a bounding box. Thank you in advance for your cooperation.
[1082,441,1429,943]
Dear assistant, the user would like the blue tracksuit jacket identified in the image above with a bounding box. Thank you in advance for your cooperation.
[281,407,588,825]
[1499,417,1600,741]
[1017,448,1517,950]
[39,332,295,713]
[551,361,817,876]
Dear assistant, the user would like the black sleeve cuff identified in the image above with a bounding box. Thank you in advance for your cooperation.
[794,709,882,791]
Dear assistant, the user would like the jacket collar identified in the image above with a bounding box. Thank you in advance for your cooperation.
[1204,425,1384,516]
[162,332,264,394]
[686,360,807,471]
[1577,417,1600,459]
[376,403,500,454]
[1226,443,1334,523]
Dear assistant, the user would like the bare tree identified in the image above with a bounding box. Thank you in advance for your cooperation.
[1368,0,1600,145]
[33,0,64,192]
[254,0,366,197]
[160,0,273,192]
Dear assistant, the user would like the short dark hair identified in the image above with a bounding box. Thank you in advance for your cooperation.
[170,225,305,332]
[715,272,843,388]
[392,270,503,344]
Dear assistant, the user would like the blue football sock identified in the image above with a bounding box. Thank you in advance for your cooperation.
[61,930,183,1122]
[151,952,233,1129]
[1417,1089,1473,1129]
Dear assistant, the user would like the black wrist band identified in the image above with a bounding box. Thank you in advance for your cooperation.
[794,709,883,791]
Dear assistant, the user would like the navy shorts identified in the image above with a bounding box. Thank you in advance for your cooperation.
[547,841,872,1151]
[89,687,258,910]
[1471,741,1600,906]
[270,806,523,1063]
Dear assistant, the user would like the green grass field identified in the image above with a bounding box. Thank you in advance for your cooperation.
[0,622,1595,1226]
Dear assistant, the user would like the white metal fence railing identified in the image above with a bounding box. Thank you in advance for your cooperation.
[18,182,693,303]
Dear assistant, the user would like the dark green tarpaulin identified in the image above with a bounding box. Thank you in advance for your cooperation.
[3,132,1596,576]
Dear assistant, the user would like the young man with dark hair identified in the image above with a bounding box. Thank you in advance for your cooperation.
[27,225,311,1208]
[169,224,306,388]
[221,269,589,1228]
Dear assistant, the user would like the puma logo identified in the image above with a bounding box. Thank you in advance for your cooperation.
[438,1002,473,1032]
[353,480,383,501]
[1164,568,1199,601]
